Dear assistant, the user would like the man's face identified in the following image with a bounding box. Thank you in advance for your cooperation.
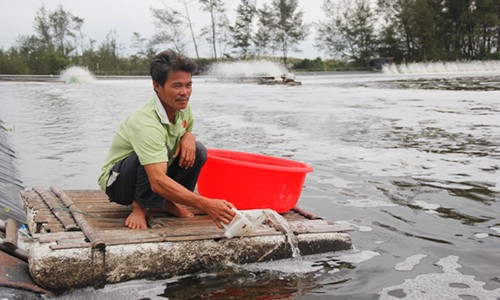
[154,71,193,117]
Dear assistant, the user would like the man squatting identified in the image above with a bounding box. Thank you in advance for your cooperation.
[98,49,236,229]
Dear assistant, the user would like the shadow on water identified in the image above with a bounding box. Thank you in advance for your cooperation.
[0,119,24,223]
[158,262,353,300]
[373,221,454,245]
[380,179,496,226]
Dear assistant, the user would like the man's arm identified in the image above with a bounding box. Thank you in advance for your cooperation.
[144,162,235,228]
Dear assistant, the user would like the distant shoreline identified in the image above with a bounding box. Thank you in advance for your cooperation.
[0,75,151,82]
[0,71,378,83]
[0,75,60,82]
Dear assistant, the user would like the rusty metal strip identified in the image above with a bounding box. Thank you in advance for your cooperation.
[292,206,323,220]
[0,251,53,296]
[0,242,28,262]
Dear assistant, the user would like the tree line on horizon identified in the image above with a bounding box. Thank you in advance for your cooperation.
[0,0,499,76]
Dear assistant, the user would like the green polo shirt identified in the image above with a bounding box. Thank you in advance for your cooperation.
[98,97,194,191]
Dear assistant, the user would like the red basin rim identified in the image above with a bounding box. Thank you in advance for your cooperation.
[207,149,313,173]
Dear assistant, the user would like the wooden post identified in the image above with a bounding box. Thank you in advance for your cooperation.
[50,186,106,250]
[2,218,18,251]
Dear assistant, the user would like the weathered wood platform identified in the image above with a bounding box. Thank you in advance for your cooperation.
[20,186,353,291]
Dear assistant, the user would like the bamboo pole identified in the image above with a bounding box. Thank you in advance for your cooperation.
[33,186,79,231]
[50,186,106,250]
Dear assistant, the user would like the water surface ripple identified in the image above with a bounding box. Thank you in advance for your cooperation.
[0,71,499,299]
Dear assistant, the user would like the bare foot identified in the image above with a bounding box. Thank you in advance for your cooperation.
[125,201,148,229]
[162,200,194,218]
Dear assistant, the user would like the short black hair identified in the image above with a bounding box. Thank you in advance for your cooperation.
[150,49,197,87]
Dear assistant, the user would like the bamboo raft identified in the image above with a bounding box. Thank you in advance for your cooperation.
[17,186,353,291]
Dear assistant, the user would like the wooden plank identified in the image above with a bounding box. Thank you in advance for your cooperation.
[33,214,50,224]
[51,236,89,247]
[35,231,86,244]
[23,190,59,234]
[41,222,64,233]
[21,190,46,208]
[22,190,49,211]
[50,242,91,250]
[289,222,354,234]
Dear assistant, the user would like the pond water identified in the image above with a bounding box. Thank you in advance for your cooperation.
[0,63,499,299]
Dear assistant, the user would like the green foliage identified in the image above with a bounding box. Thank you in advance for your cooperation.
[0,49,29,74]
[194,58,213,74]
[1,1,499,76]
[269,0,309,64]
[229,0,257,58]
[43,51,70,74]
[374,0,500,64]
[254,4,275,57]
[150,6,188,53]
[292,57,324,70]
[199,0,229,60]
[316,0,377,66]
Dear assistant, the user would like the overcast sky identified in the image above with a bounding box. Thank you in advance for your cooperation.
[0,0,326,59]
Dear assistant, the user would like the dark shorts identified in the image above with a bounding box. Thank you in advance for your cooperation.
[105,141,207,209]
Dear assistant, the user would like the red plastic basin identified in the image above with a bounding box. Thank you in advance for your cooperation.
[197,149,313,213]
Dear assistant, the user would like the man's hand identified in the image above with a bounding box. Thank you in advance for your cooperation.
[201,198,236,229]
[174,132,196,169]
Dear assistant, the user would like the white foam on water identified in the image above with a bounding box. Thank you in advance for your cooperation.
[334,220,373,232]
[474,233,489,239]
[56,276,171,300]
[316,86,499,196]
[490,226,500,234]
[207,60,288,78]
[355,225,373,232]
[380,255,500,300]
[336,250,381,264]
[413,200,441,211]
[395,254,428,271]
[244,250,381,275]
[59,66,96,84]
[242,259,323,275]
[344,198,398,208]
[417,181,475,191]
[382,60,500,75]
[318,176,353,189]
